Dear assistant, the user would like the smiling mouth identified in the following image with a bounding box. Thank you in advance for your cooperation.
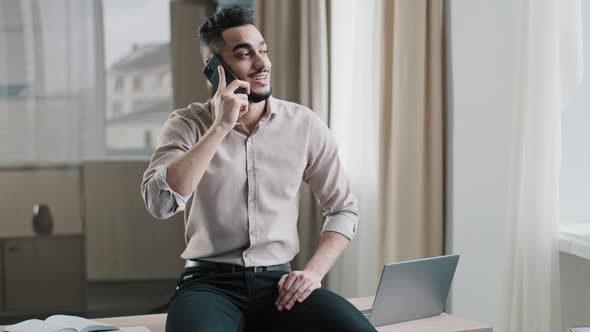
[253,74,268,80]
[250,72,269,84]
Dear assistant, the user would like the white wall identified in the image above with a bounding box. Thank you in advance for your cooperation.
[560,252,590,331]
[446,0,518,329]
[559,1,590,330]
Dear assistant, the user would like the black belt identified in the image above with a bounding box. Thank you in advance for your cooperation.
[184,259,291,273]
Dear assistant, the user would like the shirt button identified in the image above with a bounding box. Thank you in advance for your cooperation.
[248,168,254,174]
[250,229,255,236]
[244,252,249,257]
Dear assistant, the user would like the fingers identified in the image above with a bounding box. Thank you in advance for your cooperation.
[283,279,312,310]
[275,274,311,311]
[235,94,248,107]
[234,93,248,101]
[296,282,315,303]
[238,99,249,117]
[224,79,251,95]
[276,273,297,308]
[275,271,322,312]
[277,276,306,310]
[217,65,226,92]
[277,273,288,290]
[233,89,250,118]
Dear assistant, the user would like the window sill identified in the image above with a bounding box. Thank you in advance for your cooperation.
[559,221,590,261]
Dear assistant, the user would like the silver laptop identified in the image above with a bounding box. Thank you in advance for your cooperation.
[361,254,460,327]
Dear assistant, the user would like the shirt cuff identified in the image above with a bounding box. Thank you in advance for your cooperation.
[154,165,192,210]
[321,213,357,241]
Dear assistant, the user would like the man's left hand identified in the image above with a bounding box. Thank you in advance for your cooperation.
[275,270,322,311]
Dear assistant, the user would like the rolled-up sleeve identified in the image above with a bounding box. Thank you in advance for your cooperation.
[154,166,192,208]
[141,110,198,220]
[303,113,359,241]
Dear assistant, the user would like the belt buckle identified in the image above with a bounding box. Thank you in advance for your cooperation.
[252,266,264,272]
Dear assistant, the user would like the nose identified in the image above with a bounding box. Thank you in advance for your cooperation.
[253,51,269,71]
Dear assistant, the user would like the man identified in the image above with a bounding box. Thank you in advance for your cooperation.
[141,7,376,332]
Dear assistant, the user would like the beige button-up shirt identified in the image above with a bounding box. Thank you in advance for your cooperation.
[141,97,359,267]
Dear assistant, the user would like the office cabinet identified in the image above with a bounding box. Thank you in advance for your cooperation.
[82,161,185,281]
[0,244,4,312]
[2,236,84,313]
[0,162,183,317]
[0,168,82,237]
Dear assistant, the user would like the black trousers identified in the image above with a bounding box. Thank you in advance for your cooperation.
[165,268,377,332]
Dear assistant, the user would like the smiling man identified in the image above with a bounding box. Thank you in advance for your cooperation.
[141,7,376,332]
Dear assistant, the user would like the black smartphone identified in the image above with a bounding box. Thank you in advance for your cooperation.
[203,54,247,95]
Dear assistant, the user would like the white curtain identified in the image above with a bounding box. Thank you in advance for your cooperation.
[0,0,103,167]
[328,0,383,298]
[504,0,583,331]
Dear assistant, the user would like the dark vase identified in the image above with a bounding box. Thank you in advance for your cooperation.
[32,203,54,235]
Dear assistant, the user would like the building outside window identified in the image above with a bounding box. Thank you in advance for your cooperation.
[103,0,172,155]
[132,75,142,92]
[114,77,124,92]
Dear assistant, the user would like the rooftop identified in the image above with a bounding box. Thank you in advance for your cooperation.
[110,43,170,72]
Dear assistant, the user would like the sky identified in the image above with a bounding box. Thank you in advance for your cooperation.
[102,0,170,67]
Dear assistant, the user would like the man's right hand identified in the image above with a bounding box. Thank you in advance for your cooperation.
[211,65,251,132]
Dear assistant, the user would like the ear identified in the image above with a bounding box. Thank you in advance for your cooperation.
[200,44,213,65]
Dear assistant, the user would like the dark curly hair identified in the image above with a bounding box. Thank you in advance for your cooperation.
[198,7,256,56]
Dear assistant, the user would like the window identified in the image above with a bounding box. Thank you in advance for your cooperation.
[144,131,153,150]
[0,1,102,166]
[114,77,124,92]
[103,0,172,156]
[145,73,164,90]
[112,102,122,117]
[560,1,590,226]
[132,76,142,92]
[1,0,251,163]
[158,72,166,87]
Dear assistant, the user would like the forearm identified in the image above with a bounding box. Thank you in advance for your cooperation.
[166,124,230,196]
[303,231,350,280]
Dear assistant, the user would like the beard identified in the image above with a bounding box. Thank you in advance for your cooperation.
[206,82,272,103]
[248,86,272,103]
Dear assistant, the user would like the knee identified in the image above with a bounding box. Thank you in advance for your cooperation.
[302,288,376,331]
[305,287,343,305]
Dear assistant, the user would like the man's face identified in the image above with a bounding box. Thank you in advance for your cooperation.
[207,24,272,103]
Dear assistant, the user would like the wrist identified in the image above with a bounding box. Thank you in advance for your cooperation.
[211,122,232,136]
[303,266,326,280]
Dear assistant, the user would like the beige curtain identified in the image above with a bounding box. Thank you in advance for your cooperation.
[379,0,445,265]
[255,0,329,274]
[170,0,215,109]
[255,0,444,296]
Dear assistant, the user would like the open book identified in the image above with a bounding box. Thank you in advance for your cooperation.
[3,315,150,332]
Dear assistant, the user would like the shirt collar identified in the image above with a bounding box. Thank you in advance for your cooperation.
[266,96,278,117]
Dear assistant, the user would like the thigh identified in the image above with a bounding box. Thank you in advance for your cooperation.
[258,288,377,332]
[166,287,246,332]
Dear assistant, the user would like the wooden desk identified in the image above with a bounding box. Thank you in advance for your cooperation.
[1,296,492,331]
[93,296,492,332]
